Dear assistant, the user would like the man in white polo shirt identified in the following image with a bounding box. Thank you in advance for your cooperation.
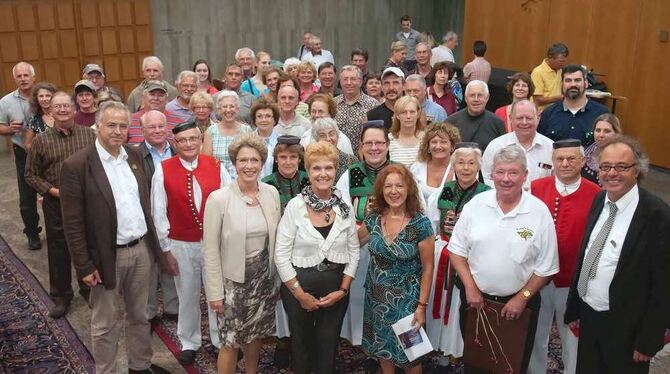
[448,144,559,373]
[481,99,553,190]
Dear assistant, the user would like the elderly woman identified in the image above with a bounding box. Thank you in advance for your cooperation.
[189,91,216,134]
[296,61,319,102]
[495,72,535,133]
[283,57,301,77]
[364,72,384,103]
[242,51,272,97]
[428,62,458,115]
[306,118,358,180]
[262,135,310,212]
[410,122,461,203]
[193,59,219,95]
[582,113,622,185]
[250,98,280,178]
[202,90,252,177]
[388,96,426,166]
[203,134,281,374]
[275,141,360,374]
[425,143,491,365]
[24,82,57,150]
[301,93,354,155]
[358,164,434,373]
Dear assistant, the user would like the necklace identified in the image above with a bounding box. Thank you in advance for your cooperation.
[324,209,331,223]
[382,214,409,244]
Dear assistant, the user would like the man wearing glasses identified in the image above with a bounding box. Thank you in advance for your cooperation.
[565,135,670,373]
[150,121,231,365]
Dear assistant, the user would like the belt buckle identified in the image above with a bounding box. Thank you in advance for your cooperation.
[316,262,327,272]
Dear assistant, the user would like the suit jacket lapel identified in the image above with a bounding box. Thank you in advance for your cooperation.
[88,145,116,216]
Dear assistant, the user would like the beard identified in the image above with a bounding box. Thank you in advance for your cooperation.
[564,86,582,100]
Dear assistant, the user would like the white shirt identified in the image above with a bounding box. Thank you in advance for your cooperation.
[555,178,581,196]
[276,113,312,138]
[481,132,554,191]
[582,185,639,311]
[301,49,335,69]
[300,130,354,155]
[448,190,559,296]
[95,140,148,245]
[430,45,455,66]
[151,156,232,251]
[410,161,455,233]
[274,196,360,282]
[388,134,421,167]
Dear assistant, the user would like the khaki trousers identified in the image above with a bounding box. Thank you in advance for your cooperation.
[89,239,153,373]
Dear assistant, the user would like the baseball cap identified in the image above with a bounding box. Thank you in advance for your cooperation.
[74,80,96,93]
[144,80,168,93]
[381,67,405,80]
[82,63,104,75]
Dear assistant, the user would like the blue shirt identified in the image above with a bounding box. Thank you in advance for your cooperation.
[422,100,448,123]
[537,99,608,146]
[145,141,173,167]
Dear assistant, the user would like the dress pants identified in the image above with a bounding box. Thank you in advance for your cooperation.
[89,239,153,374]
[170,240,221,350]
[576,301,650,374]
[42,195,88,302]
[146,260,179,319]
[528,282,578,374]
[13,144,40,237]
[280,264,348,374]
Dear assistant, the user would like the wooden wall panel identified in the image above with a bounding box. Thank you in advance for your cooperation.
[463,0,670,168]
[37,4,56,30]
[0,4,16,32]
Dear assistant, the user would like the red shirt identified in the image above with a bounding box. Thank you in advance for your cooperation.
[127,109,183,145]
[428,86,457,115]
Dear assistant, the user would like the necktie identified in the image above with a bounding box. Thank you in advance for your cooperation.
[577,202,618,298]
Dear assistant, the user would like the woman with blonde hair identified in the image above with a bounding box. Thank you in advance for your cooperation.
[296,61,319,102]
[241,51,272,97]
[189,91,216,134]
[410,122,461,203]
[388,96,426,166]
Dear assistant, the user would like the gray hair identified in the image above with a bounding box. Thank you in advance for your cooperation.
[139,110,166,127]
[96,101,130,125]
[235,47,255,61]
[283,58,300,72]
[509,99,537,116]
[442,31,457,42]
[340,65,363,80]
[597,135,650,180]
[493,144,527,171]
[405,74,427,89]
[450,147,483,170]
[142,56,164,71]
[216,90,240,107]
[311,117,339,139]
[175,70,198,86]
[12,61,35,77]
[465,80,489,96]
[547,42,569,58]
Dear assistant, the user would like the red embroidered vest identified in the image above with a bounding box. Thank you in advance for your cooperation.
[163,155,221,241]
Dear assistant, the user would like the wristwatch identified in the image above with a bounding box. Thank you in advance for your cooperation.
[291,280,300,291]
[339,288,349,295]
[521,288,532,299]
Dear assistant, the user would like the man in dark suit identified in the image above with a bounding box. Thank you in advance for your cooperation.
[565,135,670,374]
[136,110,179,324]
[60,101,168,374]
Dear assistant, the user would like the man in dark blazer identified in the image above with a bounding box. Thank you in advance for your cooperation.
[565,135,670,374]
[60,101,167,374]
[136,110,179,323]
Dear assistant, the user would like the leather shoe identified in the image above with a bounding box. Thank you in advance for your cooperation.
[28,235,41,250]
[178,349,197,365]
[49,301,70,318]
[128,364,171,374]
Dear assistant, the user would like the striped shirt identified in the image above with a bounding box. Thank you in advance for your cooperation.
[388,133,422,167]
[463,57,492,83]
[208,122,252,177]
[25,125,96,195]
[127,109,183,145]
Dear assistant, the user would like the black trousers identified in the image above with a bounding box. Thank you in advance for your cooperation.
[13,144,40,237]
[576,301,650,374]
[458,285,540,374]
[280,264,348,374]
[43,195,87,302]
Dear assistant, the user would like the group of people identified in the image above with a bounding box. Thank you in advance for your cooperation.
[1,13,669,374]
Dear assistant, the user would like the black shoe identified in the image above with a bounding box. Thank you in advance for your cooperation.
[362,357,379,374]
[178,349,197,365]
[274,339,290,369]
[162,312,178,321]
[48,301,70,318]
[129,364,171,374]
[28,235,41,250]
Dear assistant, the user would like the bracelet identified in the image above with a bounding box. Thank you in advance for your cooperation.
[339,288,349,295]
[417,301,428,308]
[291,280,300,291]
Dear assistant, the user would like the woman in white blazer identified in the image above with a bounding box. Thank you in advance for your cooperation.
[203,134,281,374]
[274,141,360,374]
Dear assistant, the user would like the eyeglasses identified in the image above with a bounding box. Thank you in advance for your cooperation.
[175,136,200,145]
[52,104,72,109]
[362,141,386,148]
[599,163,636,173]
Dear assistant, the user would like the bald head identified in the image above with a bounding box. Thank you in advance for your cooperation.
[141,110,168,148]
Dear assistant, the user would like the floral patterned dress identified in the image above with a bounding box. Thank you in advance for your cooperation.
[362,213,433,368]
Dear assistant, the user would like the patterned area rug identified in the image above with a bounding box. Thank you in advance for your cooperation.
[152,290,564,373]
[0,234,95,373]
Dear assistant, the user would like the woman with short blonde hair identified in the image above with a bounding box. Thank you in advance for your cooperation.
[296,61,318,102]
[189,91,216,134]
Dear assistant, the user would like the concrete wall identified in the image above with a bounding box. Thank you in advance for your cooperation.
[151,0,464,82]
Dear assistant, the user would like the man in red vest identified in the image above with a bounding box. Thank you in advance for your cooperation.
[528,139,600,374]
[150,121,231,365]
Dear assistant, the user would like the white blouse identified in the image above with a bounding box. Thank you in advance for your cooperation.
[274,196,360,282]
